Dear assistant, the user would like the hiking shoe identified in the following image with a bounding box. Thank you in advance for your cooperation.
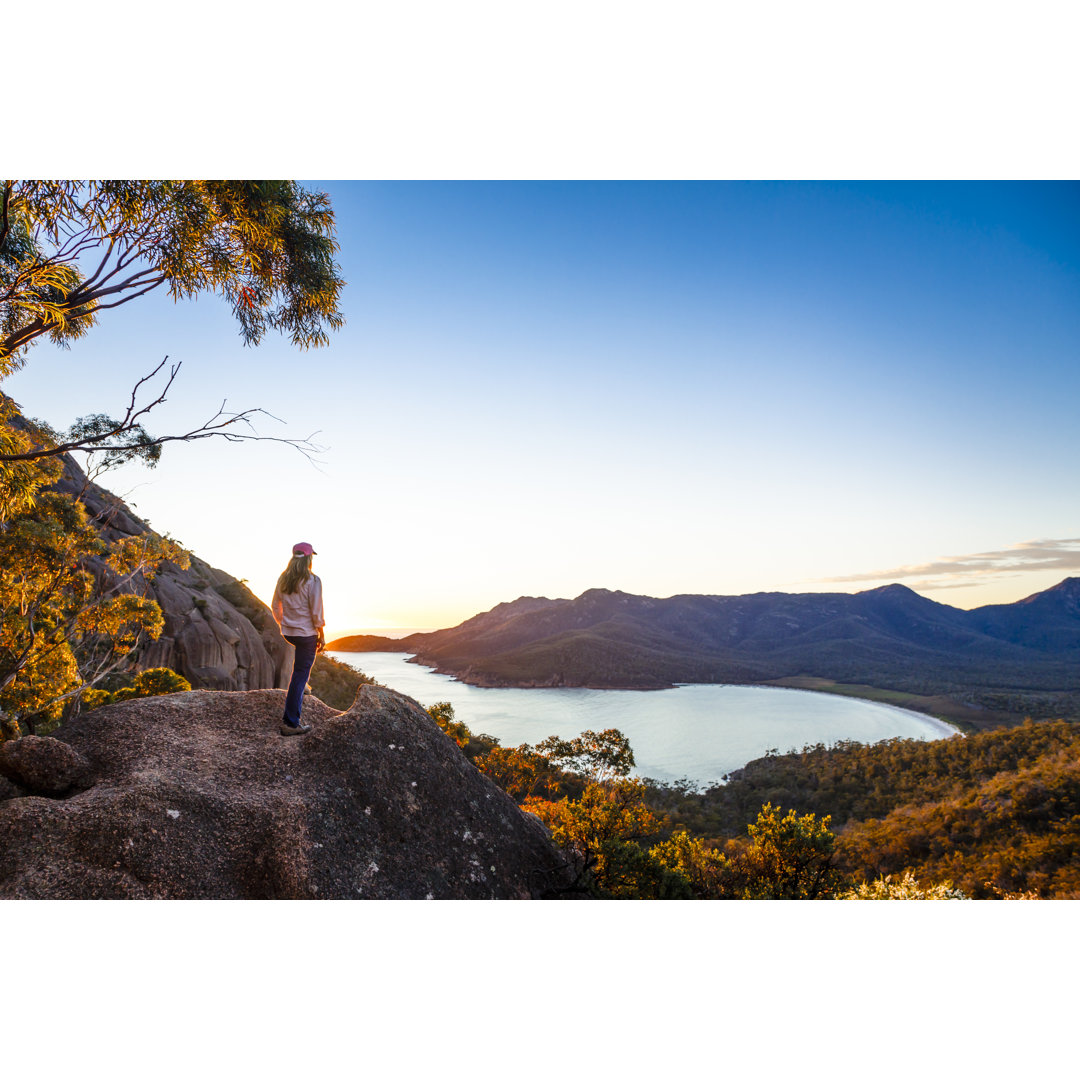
[280,721,312,737]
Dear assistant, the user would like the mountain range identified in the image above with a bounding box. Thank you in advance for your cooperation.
[328,580,1080,701]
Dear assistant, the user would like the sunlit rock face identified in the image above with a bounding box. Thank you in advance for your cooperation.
[54,452,292,691]
[0,685,573,900]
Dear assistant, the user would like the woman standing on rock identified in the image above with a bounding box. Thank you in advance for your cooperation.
[271,542,325,736]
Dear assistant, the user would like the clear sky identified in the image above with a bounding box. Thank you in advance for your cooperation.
[5,181,1079,636]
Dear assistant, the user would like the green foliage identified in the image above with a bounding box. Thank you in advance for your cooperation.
[963,688,1080,723]
[1,180,344,373]
[417,709,680,896]
[523,778,675,898]
[0,416,188,737]
[426,701,471,748]
[66,413,161,470]
[82,667,191,710]
[0,399,64,519]
[477,743,581,800]
[424,700,501,760]
[466,724,634,802]
[725,803,844,899]
[520,780,846,899]
[645,806,844,900]
[648,828,732,899]
[592,839,693,900]
[307,653,374,711]
[533,728,635,783]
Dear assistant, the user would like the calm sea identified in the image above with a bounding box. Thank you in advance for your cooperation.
[330,651,959,788]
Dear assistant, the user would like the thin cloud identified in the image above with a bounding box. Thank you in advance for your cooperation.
[813,538,1080,590]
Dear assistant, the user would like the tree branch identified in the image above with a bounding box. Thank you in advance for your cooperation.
[71,267,164,306]
[77,234,121,295]
[0,316,46,359]
[123,356,178,425]
[52,223,99,265]
[0,358,326,466]
[90,280,167,311]
[0,181,11,253]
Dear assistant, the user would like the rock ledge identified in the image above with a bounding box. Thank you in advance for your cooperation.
[0,685,572,899]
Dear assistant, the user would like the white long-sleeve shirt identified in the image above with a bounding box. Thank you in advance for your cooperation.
[271,574,325,637]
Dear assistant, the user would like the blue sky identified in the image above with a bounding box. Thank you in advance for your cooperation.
[6,181,1079,634]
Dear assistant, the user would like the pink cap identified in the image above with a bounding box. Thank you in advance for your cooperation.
[292,542,317,557]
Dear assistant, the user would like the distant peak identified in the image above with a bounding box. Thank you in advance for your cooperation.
[1049,577,1080,591]
[575,587,641,603]
[859,583,919,597]
[481,596,563,620]
[1023,577,1080,602]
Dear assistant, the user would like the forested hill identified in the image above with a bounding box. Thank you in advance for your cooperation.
[328,581,1080,711]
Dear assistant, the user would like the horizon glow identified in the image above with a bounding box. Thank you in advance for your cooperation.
[4,182,1079,637]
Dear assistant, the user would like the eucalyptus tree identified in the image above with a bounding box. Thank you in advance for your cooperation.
[0,179,345,464]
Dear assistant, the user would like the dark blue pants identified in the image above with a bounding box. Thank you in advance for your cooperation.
[283,635,318,726]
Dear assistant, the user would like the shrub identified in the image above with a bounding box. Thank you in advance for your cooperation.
[82,667,191,710]
[307,653,374,710]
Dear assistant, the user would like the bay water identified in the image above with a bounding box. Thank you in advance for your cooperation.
[331,650,958,788]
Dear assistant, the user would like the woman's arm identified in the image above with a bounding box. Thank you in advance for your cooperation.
[271,579,284,627]
[311,576,326,651]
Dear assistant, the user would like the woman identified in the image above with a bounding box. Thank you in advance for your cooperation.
[271,542,326,736]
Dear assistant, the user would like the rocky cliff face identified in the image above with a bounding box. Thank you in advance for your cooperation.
[0,684,573,899]
[54,453,292,691]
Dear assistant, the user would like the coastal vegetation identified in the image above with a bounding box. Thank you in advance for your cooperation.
[423,703,847,898]
[425,701,1078,899]
[644,719,1080,898]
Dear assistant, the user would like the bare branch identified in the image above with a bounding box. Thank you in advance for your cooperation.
[126,413,326,463]
[0,358,325,466]
[123,356,177,424]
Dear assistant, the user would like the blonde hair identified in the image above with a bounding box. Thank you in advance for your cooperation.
[278,554,312,595]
